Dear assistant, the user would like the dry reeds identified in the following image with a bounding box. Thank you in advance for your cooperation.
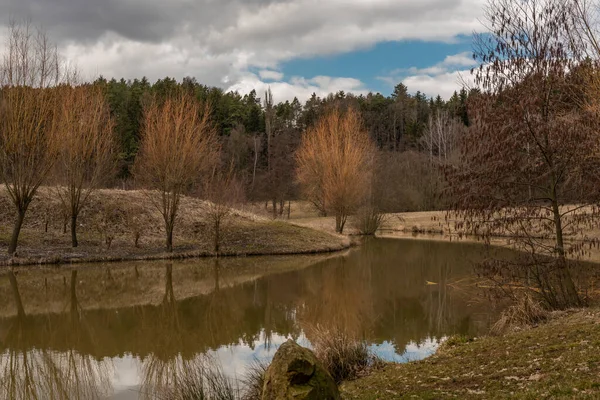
[490,294,550,335]
[240,358,269,400]
[352,206,385,235]
[307,324,377,384]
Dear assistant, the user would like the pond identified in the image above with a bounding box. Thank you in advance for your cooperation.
[0,238,502,399]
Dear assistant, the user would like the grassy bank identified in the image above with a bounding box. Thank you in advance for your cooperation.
[341,308,600,399]
[0,188,349,266]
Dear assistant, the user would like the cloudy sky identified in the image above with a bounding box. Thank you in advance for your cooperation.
[0,0,486,101]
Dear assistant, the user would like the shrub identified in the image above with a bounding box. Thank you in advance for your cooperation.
[490,294,549,335]
[352,206,385,235]
[307,324,376,383]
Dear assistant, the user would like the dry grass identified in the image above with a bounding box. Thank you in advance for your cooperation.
[307,324,379,384]
[490,294,550,335]
[148,356,239,400]
[240,359,269,400]
[0,187,349,266]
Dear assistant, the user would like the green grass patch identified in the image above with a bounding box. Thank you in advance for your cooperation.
[341,309,600,399]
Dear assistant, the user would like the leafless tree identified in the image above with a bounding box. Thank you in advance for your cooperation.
[54,83,115,247]
[447,0,600,308]
[135,93,219,252]
[0,20,62,255]
[202,163,245,256]
[296,108,376,233]
[421,108,463,164]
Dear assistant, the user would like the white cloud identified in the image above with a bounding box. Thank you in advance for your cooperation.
[441,51,478,67]
[258,70,284,81]
[403,69,472,98]
[227,73,368,102]
[378,51,478,98]
[2,0,486,98]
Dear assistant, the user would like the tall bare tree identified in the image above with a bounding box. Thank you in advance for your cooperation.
[421,108,462,164]
[54,84,115,247]
[447,0,600,308]
[135,93,219,252]
[0,20,62,255]
[264,88,278,218]
[296,108,375,233]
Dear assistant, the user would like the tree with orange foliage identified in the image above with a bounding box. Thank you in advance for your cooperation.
[54,83,116,248]
[296,108,375,233]
[135,93,219,252]
[0,20,62,255]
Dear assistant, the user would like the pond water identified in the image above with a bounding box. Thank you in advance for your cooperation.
[0,238,501,399]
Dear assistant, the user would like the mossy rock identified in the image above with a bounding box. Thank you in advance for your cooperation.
[262,339,340,400]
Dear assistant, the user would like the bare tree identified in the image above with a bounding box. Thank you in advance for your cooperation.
[0,21,62,255]
[135,93,219,252]
[296,108,376,233]
[54,83,115,247]
[447,0,600,308]
[421,108,462,164]
[264,88,278,218]
[202,163,245,256]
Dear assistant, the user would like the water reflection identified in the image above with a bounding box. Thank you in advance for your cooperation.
[1,271,113,399]
[0,239,500,398]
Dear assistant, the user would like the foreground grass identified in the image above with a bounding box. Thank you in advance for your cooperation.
[341,309,600,399]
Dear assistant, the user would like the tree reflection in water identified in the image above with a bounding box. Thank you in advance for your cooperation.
[140,262,237,399]
[0,270,113,400]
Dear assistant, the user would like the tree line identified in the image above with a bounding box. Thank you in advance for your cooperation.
[96,75,473,210]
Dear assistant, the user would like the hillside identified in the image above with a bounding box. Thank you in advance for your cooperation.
[0,188,349,266]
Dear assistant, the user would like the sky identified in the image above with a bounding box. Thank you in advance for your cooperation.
[0,0,486,101]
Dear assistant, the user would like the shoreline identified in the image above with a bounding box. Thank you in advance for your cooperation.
[0,238,352,268]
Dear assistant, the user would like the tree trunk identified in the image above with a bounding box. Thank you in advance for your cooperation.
[551,196,580,307]
[252,136,259,191]
[272,199,277,219]
[335,213,347,234]
[165,223,174,252]
[71,214,78,248]
[8,209,26,255]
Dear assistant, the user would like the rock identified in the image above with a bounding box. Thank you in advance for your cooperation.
[262,339,341,400]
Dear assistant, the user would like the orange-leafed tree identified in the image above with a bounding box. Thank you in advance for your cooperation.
[296,108,375,233]
[135,93,219,252]
[54,83,116,248]
[0,20,62,255]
